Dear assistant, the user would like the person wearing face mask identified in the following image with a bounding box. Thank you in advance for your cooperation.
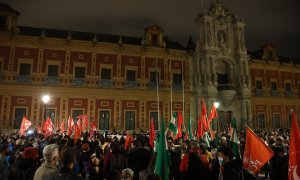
[33,144,59,180]
[217,146,243,180]
[0,144,10,180]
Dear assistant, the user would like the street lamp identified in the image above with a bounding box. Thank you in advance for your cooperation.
[42,95,50,120]
[214,102,220,131]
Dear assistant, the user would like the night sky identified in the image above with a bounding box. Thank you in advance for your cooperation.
[1,0,300,58]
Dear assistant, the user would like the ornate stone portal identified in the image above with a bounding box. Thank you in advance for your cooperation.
[191,1,251,130]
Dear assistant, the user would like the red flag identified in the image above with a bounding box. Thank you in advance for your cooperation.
[197,115,203,138]
[243,127,274,174]
[89,120,97,139]
[177,111,183,138]
[19,116,32,136]
[60,119,65,134]
[149,118,156,149]
[73,123,81,143]
[67,115,74,136]
[201,98,209,130]
[125,132,134,151]
[82,115,89,132]
[208,103,217,124]
[42,117,54,135]
[288,111,300,180]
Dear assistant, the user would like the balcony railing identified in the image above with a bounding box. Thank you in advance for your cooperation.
[44,76,59,85]
[285,91,292,98]
[72,78,86,86]
[172,83,183,91]
[255,89,264,96]
[124,80,138,88]
[217,84,235,91]
[15,75,32,83]
[271,90,279,97]
[98,79,113,87]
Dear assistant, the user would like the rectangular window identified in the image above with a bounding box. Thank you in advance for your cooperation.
[271,82,277,90]
[47,65,59,77]
[257,113,265,129]
[256,80,262,89]
[14,108,27,129]
[126,70,136,81]
[150,71,159,83]
[101,68,111,80]
[285,83,291,92]
[150,112,159,130]
[72,109,84,123]
[99,110,110,130]
[125,111,135,130]
[75,67,85,78]
[19,63,31,75]
[44,108,56,124]
[273,113,281,129]
[173,73,182,84]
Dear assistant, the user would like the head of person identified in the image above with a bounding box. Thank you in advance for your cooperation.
[122,168,134,179]
[217,146,235,164]
[111,142,121,154]
[43,144,59,165]
[146,173,160,180]
[60,147,75,169]
[190,140,199,150]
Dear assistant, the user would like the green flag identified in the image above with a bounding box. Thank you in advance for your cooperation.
[155,118,169,180]
[168,112,178,135]
[229,118,240,159]
[188,116,193,140]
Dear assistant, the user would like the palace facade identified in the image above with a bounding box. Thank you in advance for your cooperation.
[0,2,299,131]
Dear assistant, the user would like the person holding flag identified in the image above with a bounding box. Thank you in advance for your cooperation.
[243,126,274,176]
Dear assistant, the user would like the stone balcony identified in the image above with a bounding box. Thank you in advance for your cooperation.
[44,76,59,85]
[72,78,86,86]
[124,80,139,88]
[98,79,113,87]
[15,75,32,84]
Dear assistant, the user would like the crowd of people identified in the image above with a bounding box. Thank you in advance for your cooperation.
[0,127,291,180]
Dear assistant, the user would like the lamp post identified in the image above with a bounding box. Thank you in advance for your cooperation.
[42,95,50,120]
[214,102,220,131]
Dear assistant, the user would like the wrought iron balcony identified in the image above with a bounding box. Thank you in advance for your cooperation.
[172,83,183,91]
[271,90,279,97]
[44,76,59,85]
[148,82,162,89]
[124,80,139,88]
[285,91,292,98]
[72,78,86,86]
[15,75,32,84]
[217,84,235,91]
[98,79,113,87]
[255,89,264,96]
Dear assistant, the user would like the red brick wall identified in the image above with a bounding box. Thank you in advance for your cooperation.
[69,51,92,75]
[95,53,117,76]
[43,49,66,73]
[121,55,141,78]
[144,57,164,79]
[14,47,39,72]
[0,46,10,70]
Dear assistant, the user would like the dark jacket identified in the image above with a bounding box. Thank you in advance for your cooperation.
[222,158,243,180]
[45,167,82,180]
[8,158,39,180]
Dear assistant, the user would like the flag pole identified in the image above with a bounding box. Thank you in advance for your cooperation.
[156,59,160,129]
[170,60,173,122]
[182,60,186,131]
